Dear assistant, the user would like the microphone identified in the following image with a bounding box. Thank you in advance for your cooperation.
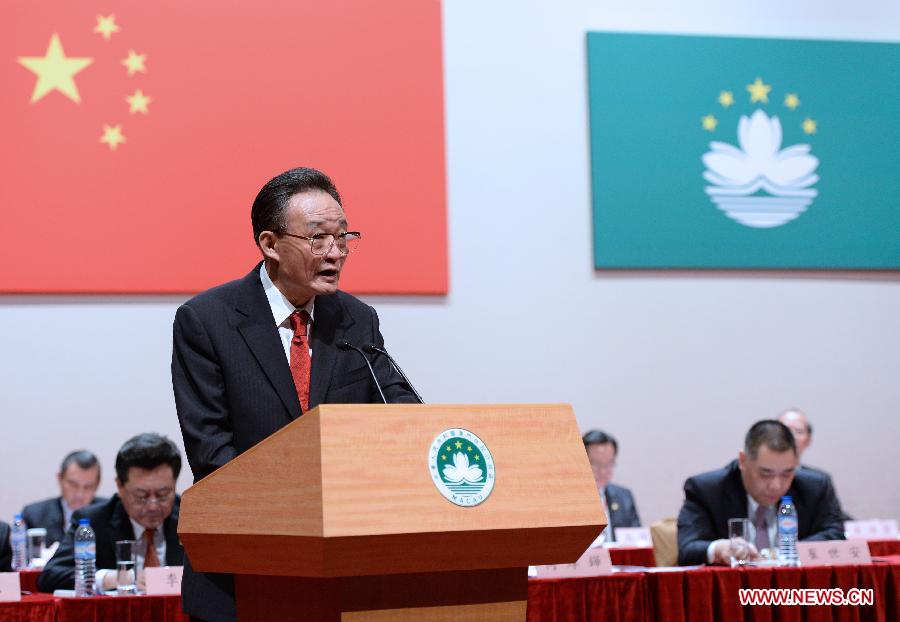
[362,344,424,404]
[336,339,387,404]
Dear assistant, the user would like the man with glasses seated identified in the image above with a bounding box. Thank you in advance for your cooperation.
[172,166,417,622]
[38,433,183,593]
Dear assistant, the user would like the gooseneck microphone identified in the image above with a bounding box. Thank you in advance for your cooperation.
[335,339,387,404]
[362,344,424,404]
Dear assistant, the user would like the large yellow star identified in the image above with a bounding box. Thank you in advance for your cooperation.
[100,124,126,150]
[718,91,734,108]
[746,77,771,104]
[122,50,147,76]
[702,114,718,131]
[17,33,94,104]
[802,118,817,135]
[454,440,463,449]
[126,89,152,114]
[784,93,800,110]
[94,15,120,41]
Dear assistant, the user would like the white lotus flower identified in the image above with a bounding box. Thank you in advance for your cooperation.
[442,451,483,484]
[702,109,819,194]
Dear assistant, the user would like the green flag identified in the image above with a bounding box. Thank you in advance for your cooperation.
[587,32,899,269]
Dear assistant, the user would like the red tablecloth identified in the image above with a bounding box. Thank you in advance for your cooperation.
[528,558,900,622]
[610,546,657,567]
[54,593,188,622]
[18,569,41,593]
[868,540,900,557]
[0,593,56,622]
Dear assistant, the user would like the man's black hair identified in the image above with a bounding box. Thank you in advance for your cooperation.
[582,429,618,455]
[250,167,342,246]
[115,433,182,484]
[59,450,100,477]
[744,420,796,460]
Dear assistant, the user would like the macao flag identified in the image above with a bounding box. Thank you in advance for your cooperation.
[587,33,900,269]
[2,1,446,293]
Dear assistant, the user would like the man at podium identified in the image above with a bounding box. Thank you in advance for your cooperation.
[172,167,417,622]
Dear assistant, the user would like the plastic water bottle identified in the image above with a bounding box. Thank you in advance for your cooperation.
[74,518,97,596]
[777,495,799,566]
[10,514,28,570]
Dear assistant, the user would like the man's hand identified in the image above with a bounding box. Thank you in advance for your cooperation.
[101,570,118,591]
[710,538,760,565]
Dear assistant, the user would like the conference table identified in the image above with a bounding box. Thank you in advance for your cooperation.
[6,545,898,622]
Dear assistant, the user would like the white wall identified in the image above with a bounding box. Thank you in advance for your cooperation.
[1,0,898,529]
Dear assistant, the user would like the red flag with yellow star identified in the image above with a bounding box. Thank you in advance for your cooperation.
[2,1,447,293]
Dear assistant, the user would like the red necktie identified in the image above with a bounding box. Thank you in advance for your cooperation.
[142,528,160,568]
[289,310,311,412]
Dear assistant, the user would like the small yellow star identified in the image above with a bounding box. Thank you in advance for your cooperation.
[93,15,120,41]
[440,454,446,461]
[17,33,94,104]
[445,445,451,452]
[746,77,772,104]
[702,114,718,131]
[467,446,472,452]
[802,118,817,135]
[100,124,126,150]
[126,89,152,114]
[784,93,800,110]
[122,50,147,76]
[718,91,734,107]
[474,455,480,461]
[454,440,463,449]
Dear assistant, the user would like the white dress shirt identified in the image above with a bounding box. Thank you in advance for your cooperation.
[260,263,314,360]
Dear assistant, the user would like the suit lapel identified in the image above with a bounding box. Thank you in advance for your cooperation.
[235,266,301,421]
[110,497,136,541]
[309,294,353,408]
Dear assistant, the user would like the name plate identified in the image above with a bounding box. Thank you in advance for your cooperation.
[615,527,652,547]
[0,573,22,602]
[797,539,871,566]
[844,519,899,540]
[533,547,612,579]
[144,566,183,595]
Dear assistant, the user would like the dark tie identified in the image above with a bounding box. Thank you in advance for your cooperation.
[142,528,160,568]
[289,310,311,412]
[754,505,770,551]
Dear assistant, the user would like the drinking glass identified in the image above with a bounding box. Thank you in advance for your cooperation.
[115,540,137,595]
[26,528,46,567]
[728,518,752,567]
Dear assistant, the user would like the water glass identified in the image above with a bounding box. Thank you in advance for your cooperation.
[115,540,137,595]
[728,518,752,567]
[26,528,47,567]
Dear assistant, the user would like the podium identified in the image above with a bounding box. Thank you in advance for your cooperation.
[178,404,605,621]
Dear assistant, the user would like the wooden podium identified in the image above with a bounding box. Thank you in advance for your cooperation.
[178,404,605,621]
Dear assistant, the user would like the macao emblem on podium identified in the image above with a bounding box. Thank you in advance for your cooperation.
[429,429,495,507]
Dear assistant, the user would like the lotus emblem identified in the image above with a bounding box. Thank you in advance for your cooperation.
[703,109,819,228]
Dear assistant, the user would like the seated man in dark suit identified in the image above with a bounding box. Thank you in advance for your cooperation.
[677,419,844,566]
[0,521,11,571]
[22,450,106,545]
[779,408,851,521]
[583,430,641,541]
[38,433,184,593]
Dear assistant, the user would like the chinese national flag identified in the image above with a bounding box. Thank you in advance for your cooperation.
[2,0,447,293]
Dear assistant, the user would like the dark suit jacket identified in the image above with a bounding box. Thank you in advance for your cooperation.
[0,521,11,572]
[801,464,852,522]
[171,263,416,622]
[605,483,641,539]
[677,460,844,566]
[37,495,183,593]
[23,496,108,545]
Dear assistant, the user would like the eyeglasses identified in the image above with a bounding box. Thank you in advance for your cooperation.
[280,231,361,256]
[127,489,174,506]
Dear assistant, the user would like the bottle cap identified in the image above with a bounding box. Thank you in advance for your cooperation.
[78,518,90,525]
[14,513,22,520]
[781,495,792,503]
